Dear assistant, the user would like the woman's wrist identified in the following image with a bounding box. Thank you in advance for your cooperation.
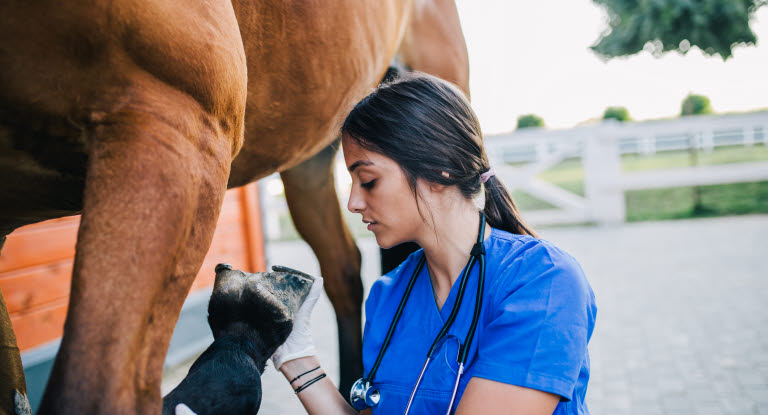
[280,355,322,380]
[279,355,358,414]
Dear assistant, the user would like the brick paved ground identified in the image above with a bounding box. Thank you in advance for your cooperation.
[163,214,768,414]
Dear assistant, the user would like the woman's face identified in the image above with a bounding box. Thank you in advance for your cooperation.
[342,136,427,249]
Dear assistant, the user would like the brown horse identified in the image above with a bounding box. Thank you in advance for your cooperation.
[0,0,468,413]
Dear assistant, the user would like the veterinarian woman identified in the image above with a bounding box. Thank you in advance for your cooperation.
[270,73,597,415]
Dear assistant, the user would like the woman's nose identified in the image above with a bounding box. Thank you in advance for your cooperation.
[347,186,366,213]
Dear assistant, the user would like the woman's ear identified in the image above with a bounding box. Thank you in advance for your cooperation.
[426,179,450,193]
[428,171,452,192]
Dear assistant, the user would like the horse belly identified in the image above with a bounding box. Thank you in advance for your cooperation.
[228,0,411,186]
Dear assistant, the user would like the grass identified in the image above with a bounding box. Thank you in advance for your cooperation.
[625,181,768,221]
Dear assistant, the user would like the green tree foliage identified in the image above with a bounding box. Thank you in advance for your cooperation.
[592,0,767,60]
[603,106,631,121]
[681,94,714,116]
[517,114,545,129]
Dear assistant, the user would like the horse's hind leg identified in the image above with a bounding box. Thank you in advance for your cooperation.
[281,140,363,395]
[0,240,29,415]
[37,93,235,414]
[397,0,469,95]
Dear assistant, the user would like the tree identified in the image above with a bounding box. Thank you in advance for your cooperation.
[680,94,714,116]
[517,114,545,129]
[679,93,714,214]
[592,0,767,60]
[603,106,631,122]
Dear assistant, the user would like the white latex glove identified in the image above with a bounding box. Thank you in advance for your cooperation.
[270,276,324,371]
[175,403,197,415]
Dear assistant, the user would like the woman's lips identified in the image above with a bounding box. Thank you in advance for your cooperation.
[367,223,376,231]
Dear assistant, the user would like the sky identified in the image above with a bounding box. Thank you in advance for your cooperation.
[454,0,768,133]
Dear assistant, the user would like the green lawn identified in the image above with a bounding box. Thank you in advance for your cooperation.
[515,144,768,222]
[625,181,768,221]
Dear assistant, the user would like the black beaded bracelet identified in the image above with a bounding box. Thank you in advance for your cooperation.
[289,366,321,384]
[294,373,326,394]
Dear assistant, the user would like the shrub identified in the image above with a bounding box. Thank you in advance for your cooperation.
[681,94,713,116]
[517,114,545,129]
[603,106,631,122]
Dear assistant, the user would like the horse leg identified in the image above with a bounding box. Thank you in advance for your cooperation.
[0,236,29,415]
[398,0,470,95]
[280,140,363,395]
[37,94,234,414]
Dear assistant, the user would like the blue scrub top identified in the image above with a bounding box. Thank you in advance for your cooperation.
[362,227,597,414]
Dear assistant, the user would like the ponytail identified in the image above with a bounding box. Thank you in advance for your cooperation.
[483,175,538,237]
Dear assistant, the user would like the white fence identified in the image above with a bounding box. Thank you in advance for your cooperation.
[259,111,768,239]
[485,111,768,225]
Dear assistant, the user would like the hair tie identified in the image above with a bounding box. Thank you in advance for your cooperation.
[480,166,495,183]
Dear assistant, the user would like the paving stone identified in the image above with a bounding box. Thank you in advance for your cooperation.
[693,403,727,415]
[743,385,768,404]
[630,402,664,415]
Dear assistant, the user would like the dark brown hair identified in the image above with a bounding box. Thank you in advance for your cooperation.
[341,72,537,237]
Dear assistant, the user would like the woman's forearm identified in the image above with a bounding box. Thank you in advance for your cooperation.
[280,356,359,415]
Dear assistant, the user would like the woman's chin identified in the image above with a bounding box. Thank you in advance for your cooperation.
[374,234,396,249]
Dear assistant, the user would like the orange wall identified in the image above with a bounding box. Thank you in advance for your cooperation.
[0,183,266,351]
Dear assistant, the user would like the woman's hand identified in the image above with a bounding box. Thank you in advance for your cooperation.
[271,276,324,370]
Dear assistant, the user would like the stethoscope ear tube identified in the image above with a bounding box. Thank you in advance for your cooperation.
[368,255,426,381]
[459,252,485,364]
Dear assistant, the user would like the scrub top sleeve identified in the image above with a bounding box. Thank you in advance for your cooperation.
[472,243,594,401]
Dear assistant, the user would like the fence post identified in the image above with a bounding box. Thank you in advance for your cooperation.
[258,175,282,240]
[642,134,656,155]
[583,122,625,225]
[744,126,755,147]
[702,130,714,153]
[764,125,768,146]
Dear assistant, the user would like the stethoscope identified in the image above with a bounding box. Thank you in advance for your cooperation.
[350,211,487,415]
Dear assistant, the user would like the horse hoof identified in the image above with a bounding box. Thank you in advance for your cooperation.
[14,390,31,415]
[209,264,316,341]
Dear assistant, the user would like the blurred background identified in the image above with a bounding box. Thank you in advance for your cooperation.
[3,0,767,414]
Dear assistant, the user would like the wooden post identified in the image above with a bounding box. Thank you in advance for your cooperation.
[238,183,266,272]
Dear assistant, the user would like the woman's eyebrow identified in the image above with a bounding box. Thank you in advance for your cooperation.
[349,160,374,172]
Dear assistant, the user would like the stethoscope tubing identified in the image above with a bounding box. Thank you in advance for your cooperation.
[460,249,485,364]
[403,356,431,415]
[366,255,426,382]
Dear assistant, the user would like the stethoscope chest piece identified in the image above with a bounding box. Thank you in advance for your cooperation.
[350,378,380,410]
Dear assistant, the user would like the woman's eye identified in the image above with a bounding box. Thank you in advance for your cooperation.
[361,179,376,189]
